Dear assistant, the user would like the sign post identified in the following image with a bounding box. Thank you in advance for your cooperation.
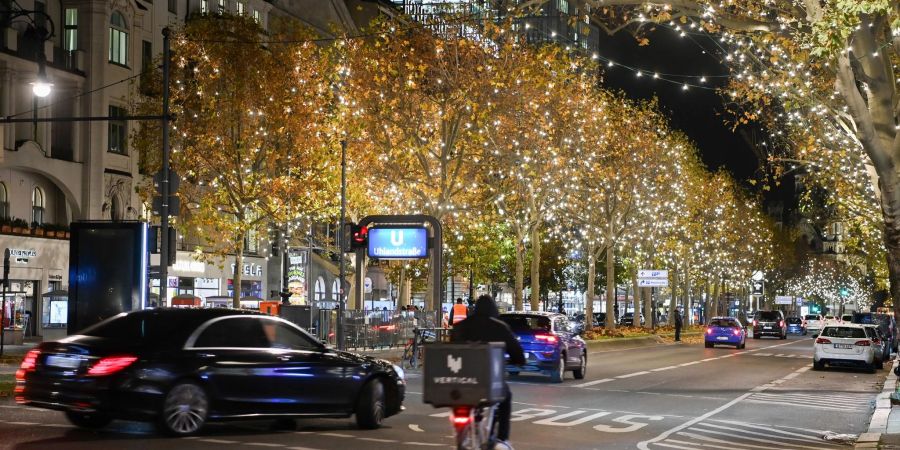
[0,248,9,356]
[638,270,668,329]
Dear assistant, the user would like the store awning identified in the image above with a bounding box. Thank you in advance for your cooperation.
[41,290,68,298]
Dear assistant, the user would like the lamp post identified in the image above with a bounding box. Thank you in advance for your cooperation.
[2,3,55,97]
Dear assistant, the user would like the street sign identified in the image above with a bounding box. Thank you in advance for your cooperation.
[638,278,669,287]
[638,269,668,279]
[367,227,429,259]
[775,295,793,305]
[750,279,764,296]
[796,298,803,306]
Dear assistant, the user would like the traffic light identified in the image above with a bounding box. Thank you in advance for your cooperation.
[350,224,368,250]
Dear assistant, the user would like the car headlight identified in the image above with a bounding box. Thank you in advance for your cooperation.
[392,364,405,381]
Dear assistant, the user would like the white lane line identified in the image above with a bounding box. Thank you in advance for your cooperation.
[287,447,323,450]
[678,361,700,367]
[199,439,240,444]
[616,371,650,379]
[662,438,731,449]
[357,438,399,443]
[6,421,37,425]
[403,442,447,447]
[246,444,285,448]
[408,424,425,433]
[688,426,828,449]
[318,432,354,438]
[651,366,679,372]
[637,364,811,450]
[674,432,763,449]
[744,399,869,412]
[572,378,613,387]
[710,419,828,435]
[40,424,71,428]
[696,422,841,446]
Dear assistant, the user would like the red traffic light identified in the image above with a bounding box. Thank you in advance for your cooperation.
[352,225,368,245]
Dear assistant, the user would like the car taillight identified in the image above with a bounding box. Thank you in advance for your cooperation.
[779,320,784,327]
[873,338,881,344]
[753,320,758,327]
[815,337,832,344]
[14,349,41,381]
[733,328,742,336]
[855,340,871,347]
[535,334,558,344]
[451,406,472,429]
[87,356,138,376]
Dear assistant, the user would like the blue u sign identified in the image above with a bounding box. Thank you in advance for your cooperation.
[367,227,429,259]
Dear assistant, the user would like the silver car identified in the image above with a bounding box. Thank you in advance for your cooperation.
[862,324,889,369]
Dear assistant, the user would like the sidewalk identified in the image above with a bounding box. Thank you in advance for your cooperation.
[856,359,900,448]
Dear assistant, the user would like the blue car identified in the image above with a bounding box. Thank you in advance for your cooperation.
[705,316,746,349]
[786,317,806,335]
[499,312,587,383]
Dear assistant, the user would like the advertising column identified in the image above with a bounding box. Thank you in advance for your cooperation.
[286,248,308,305]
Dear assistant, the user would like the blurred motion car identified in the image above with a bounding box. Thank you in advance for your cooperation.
[752,310,786,339]
[705,317,746,349]
[786,317,806,335]
[813,324,877,372]
[499,311,587,383]
[15,309,405,436]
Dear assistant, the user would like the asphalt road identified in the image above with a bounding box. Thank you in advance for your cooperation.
[0,334,886,449]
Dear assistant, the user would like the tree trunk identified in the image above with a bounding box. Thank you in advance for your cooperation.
[711,278,720,319]
[530,226,541,312]
[878,171,900,321]
[232,236,245,309]
[514,240,525,310]
[703,282,710,324]
[585,250,596,323]
[632,273,641,330]
[668,261,677,322]
[397,266,408,308]
[605,245,616,331]
[682,260,690,324]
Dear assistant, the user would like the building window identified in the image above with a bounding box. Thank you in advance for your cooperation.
[332,279,340,301]
[141,40,152,72]
[108,105,127,154]
[168,0,177,14]
[252,9,260,23]
[315,277,326,302]
[558,0,568,14]
[236,2,244,15]
[109,11,128,66]
[32,187,44,225]
[0,183,8,220]
[200,0,208,14]
[63,8,77,51]
[218,0,225,14]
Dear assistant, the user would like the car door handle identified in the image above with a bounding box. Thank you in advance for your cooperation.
[198,353,216,359]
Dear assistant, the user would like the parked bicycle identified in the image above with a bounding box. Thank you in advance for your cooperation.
[401,328,437,369]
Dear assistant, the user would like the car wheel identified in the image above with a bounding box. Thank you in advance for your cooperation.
[813,360,825,371]
[705,342,713,348]
[159,381,209,436]
[573,353,587,380]
[875,358,884,370]
[64,410,112,429]
[550,355,565,383]
[356,379,385,429]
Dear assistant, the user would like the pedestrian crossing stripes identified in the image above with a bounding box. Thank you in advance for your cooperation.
[744,390,873,412]
[650,419,844,449]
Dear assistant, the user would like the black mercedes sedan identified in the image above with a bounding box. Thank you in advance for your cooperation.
[15,308,405,436]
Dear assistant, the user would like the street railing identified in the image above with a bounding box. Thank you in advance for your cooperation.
[312,309,444,350]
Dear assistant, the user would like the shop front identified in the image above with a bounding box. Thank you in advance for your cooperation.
[0,235,69,342]
[149,251,267,309]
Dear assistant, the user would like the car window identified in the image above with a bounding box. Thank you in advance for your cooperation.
[787,318,802,324]
[554,318,570,333]
[194,317,269,348]
[758,311,781,321]
[500,315,551,332]
[263,320,321,351]
[804,315,820,321]
[709,319,738,327]
[820,327,866,339]
[81,312,187,345]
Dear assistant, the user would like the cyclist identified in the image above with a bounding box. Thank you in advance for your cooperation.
[451,294,525,447]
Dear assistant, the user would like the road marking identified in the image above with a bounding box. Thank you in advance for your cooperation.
[532,411,611,426]
[408,424,425,432]
[199,439,239,444]
[318,432,354,438]
[650,366,678,372]
[697,422,836,445]
[571,378,613,387]
[246,444,285,448]
[637,364,812,450]
[616,371,650,379]
[6,421,37,425]
[357,438,399,443]
[403,442,446,446]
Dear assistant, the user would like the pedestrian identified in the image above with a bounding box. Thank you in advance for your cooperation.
[674,306,683,342]
[451,298,468,326]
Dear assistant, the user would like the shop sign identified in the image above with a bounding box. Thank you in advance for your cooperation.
[286,248,308,305]
[367,227,429,259]
[9,248,37,258]
[231,263,263,277]
[48,274,63,281]
[195,277,219,289]
[172,259,206,273]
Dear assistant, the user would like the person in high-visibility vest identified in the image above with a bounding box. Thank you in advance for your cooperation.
[451,298,468,326]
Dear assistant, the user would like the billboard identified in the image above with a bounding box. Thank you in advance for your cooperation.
[367,227,429,259]
[68,222,148,334]
[775,295,793,305]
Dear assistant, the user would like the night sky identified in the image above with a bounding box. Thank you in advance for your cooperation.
[595,27,761,182]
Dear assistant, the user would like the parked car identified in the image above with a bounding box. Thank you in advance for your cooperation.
[841,314,854,323]
[786,317,806,335]
[620,312,644,327]
[499,311,587,383]
[753,310,786,339]
[813,324,877,372]
[705,317,746,349]
[805,314,824,336]
[861,324,888,369]
[852,312,898,353]
[15,309,405,436]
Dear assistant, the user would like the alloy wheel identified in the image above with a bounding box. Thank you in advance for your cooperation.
[163,383,209,435]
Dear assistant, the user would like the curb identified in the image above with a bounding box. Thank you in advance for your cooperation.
[855,358,899,448]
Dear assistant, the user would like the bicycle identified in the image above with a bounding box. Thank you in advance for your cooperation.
[450,404,513,450]
[401,328,435,369]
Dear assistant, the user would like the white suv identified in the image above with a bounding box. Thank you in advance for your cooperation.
[805,314,823,336]
[813,324,877,373]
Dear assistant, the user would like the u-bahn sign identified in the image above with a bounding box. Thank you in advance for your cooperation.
[367,227,429,259]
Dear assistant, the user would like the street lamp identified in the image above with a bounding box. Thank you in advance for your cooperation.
[31,61,52,97]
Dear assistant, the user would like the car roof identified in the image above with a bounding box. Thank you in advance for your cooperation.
[500,311,564,318]
[823,323,865,328]
[125,307,264,320]
[710,316,739,320]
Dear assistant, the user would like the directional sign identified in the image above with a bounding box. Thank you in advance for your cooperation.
[638,270,668,279]
[367,227,429,259]
[775,295,793,305]
[638,278,669,287]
